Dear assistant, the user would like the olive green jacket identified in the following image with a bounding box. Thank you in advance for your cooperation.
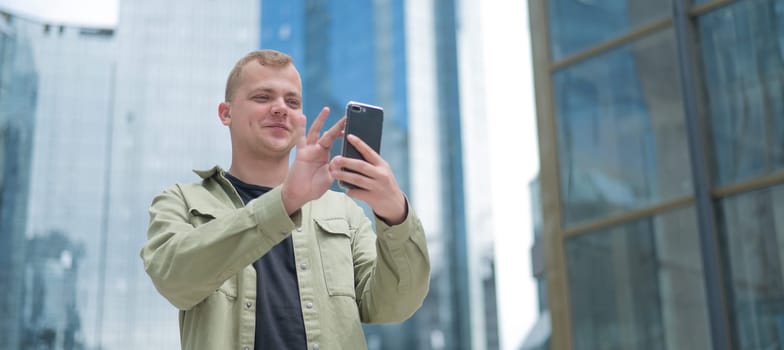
[141,166,430,350]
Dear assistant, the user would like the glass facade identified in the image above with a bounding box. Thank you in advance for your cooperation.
[718,185,784,349]
[698,0,784,186]
[261,0,410,192]
[24,23,117,350]
[0,15,38,350]
[0,0,259,348]
[530,0,784,348]
[553,28,692,226]
[566,207,711,350]
[259,1,494,349]
[547,0,670,60]
[95,1,258,348]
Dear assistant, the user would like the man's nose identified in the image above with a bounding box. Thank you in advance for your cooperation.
[271,99,288,116]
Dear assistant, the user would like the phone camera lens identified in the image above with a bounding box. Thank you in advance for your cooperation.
[351,105,362,112]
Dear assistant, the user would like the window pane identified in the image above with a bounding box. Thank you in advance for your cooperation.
[698,0,784,185]
[553,29,692,226]
[547,0,671,61]
[718,185,784,349]
[566,207,712,350]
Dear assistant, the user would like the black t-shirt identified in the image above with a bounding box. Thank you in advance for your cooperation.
[224,173,307,350]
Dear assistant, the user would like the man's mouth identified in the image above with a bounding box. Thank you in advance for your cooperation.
[265,123,289,130]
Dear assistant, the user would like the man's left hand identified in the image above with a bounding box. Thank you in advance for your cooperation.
[329,134,407,225]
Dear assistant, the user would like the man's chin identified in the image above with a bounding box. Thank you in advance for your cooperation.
[258,142,295,157]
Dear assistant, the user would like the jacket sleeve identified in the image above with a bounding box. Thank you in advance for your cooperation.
[349,196,431,323]
[140,184,297,310]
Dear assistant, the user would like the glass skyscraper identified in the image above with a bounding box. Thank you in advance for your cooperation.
[23,20,117,350]
[260,0,498,349]
[0,0,259,348]
[89,1,259,348]
[529,0,784,348]
[0,13,38,350]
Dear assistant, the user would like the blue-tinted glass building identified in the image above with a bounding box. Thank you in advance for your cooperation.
[260,0,410,193]
[0,14,37,349]
[0,1,261,348]
[529,0,784,348]
[260,1,489,349]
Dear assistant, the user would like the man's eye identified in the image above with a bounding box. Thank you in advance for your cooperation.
[287,100,301,108]
[253,95,269,101]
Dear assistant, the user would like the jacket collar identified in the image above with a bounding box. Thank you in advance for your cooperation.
[193,165,225,179]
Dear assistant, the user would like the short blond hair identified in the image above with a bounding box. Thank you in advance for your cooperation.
[224,49,293,101]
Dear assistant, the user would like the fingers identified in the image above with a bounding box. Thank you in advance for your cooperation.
[304,107,346,151]
[330,155,406,224]
[293,111,308,149]
[306,107,330,145]
[336,170,374,191]
[346,134,382,165]
[317,116,346,149]
[329,155,390,192]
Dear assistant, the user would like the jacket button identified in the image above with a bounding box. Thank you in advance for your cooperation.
[306,302,313,309]
[245,302,252,309]
[313,344,320,350]
[244,347,250,350]
[300,263,308,270]
[296,226,303,232]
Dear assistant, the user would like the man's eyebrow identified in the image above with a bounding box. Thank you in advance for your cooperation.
[248,87,274,94]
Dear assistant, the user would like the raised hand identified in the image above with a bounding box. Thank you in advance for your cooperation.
[281,107,346,214]
[329,134,407,225]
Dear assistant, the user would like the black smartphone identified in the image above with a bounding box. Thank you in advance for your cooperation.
[339,101,384,189]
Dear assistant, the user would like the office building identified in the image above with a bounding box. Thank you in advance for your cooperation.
[260,0,498,349]
[96,1,259,348]
[529,0,784,348]
[0,12,38,350]
[21,18,117,350]
[0,0,259,348]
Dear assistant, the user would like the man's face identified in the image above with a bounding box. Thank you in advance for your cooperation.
[222,61,303,159]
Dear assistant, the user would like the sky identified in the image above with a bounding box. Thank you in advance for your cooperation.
[1,0,541,348]
[1,0,118,26]
[479,1,540,348]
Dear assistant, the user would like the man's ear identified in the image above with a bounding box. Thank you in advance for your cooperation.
[218,102,231,126]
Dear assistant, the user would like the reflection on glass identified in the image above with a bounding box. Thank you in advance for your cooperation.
[718,185,784,349]
[553,29,692,226]
[22,232,86,349]
[547,0,671,61]
[698,0,784,185]
[566,207,712,350]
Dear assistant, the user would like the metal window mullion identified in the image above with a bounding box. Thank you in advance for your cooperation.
[528,0,574,349]
[672,0,734,349]
[551,18,673,72]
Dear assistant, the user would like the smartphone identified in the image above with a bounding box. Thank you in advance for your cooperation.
[339,101,384,189]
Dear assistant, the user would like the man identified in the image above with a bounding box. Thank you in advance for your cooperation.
[141,49,430,350]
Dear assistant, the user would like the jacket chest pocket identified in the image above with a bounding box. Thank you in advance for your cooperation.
[188,207,216,227]
[315,218,356,298]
